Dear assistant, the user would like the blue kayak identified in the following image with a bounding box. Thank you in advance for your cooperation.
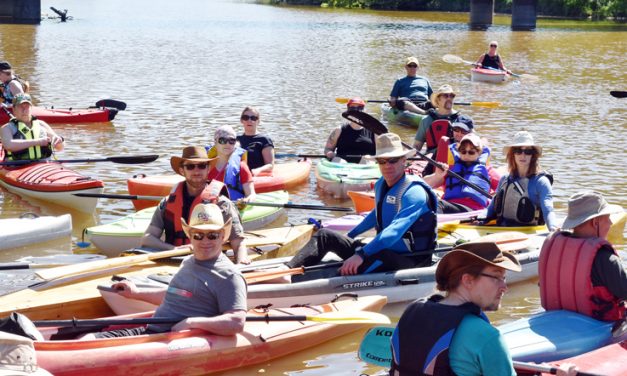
[499,310,626,362]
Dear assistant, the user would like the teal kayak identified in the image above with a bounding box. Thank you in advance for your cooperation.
[314,159,381,199]
[381,103,425,128]
[85,190,289,256]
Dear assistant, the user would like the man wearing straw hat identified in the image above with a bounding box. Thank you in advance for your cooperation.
[141,146,249,264]
[539,191,626,322]
[285,133,438,276]
[87,204,247,339]
[389,242,578,376]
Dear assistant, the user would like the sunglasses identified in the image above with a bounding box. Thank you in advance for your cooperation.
[459,149,477,156]
[440,93,456,99]
[191,231,221,241]
[375,157,402,165]
[406,64,418,68]
[512,147,536,156]
[183,163,208,170]
[217,137,237,145]
[348,106,364,111]
[241,115,259,121]
[490,44,498,48]
[452,127,469,134]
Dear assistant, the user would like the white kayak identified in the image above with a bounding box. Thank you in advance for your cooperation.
[0,214,72,250]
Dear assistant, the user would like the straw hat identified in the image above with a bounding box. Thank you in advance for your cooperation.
[170,146,215,175]
[562,191,623,229]
[0,332,52,375]
[502,131,542,157]
[435,242,521,288]
[181,203,232,241]
[429,84,457,106]
[368,133,416,159]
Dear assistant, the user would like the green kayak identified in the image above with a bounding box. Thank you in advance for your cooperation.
[315,159,381,199]
[85,190,289,256]
[381,103,425,128]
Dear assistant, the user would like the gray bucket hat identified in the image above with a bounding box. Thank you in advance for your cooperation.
[562,191,623,229]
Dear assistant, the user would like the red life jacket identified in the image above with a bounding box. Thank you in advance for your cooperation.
[539,231,625,322]
[426,119,452,150]
[163,180,226,246]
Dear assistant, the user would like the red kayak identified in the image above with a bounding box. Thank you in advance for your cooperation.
[127,160,311,210]
[0,99,125,124]
[537,341,626,375]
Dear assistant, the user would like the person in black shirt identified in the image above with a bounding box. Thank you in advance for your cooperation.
[236,106,274,176]
[475,41,511,74]
[323,97,376,164]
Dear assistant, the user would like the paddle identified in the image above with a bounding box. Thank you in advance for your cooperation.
[73,193,162,201]
[0,154,159,166]
[334,97,501,108]
[94,99,127,111]
[32,310,390,328]
[276,153,435,162]
[442,54,539,81]
[34,247,192,282]
[358,326,602,376]
[610,91,627,98]
[341,110,492,199]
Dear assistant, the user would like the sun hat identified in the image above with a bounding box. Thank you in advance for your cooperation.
[562,191,623,229]
[0,332,52,376]
[12,93,32,106]
[502,131,542,157]
[451,115,474,132]
[405,56,419,66]
[170,146,215,175]
[459,133,482,150]
[0,61,11,71]
[214,125,237,140]
[429,84,457,105]
[435,242,521,288]
[181,203,232,241]
[347,97,366,108]
[367,133,416,159]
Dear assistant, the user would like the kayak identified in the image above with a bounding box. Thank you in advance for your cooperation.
[532,341,626,375]
[438,222,548,245]
[322,210,484,232]
[85,191,290,256]
[499,310,627,362]
[0,106,117,124]
[0,213,72,250]
[34,295,387,376]
[380,103,425,128]
[470,67,509,83]
[0,156,105,214]
[348,190,375,213]
[127,160,311,211]
[100,233,544,313]
[315,159,380,199]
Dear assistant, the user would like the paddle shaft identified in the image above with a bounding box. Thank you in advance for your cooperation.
[275,153,436,162]
[245,201,352,212]
[334,98,499,107]
[513,361,602,376]
[73,193,162,201]
[0,154,159,166]
[610,91,627,98]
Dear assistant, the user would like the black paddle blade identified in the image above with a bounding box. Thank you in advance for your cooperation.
[95,99,127,110]
[610,91,627,98]
[342,110,388,135]
[108,154,159,164]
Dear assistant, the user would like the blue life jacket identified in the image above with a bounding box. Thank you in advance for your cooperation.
[390,295,485,376]
[223,147,246,201]
[449,143,490,166]
[443,162,491,207]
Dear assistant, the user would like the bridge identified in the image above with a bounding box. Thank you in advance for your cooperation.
[0,0,538,30]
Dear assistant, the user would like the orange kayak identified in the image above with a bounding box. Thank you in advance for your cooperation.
[127,160,311,210]
[347,190,375,213]
[35,295,386,376]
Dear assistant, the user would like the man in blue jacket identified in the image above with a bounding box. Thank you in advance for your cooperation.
[286,133,438,275]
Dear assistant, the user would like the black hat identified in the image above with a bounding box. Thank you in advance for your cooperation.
[0,61,12,71]
[451,115,474,132]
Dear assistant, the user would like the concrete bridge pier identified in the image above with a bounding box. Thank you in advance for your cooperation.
[469,0,494,30]
[511,0,537,30]
[0,0,40,24]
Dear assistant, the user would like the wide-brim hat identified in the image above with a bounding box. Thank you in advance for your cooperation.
[562,191,623,229]
[366,133,416,159]
[181,203,232,241]
[436,242,521,287]
[170,146,216,175]
[0,332,52,376]
[502,131,542,157]
[430,84,457,105]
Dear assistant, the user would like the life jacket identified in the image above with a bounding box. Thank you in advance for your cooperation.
[390,295,484,376]
[163,180,226,246]
[335,123,376,163]
[1,77,27,104]
[425,112,454,150]
[443,162,491,207]
[481,53,502,70]
[493,172,553,226]
[206,145,247,201]
[435,136,491,167]
[539,231,626,322]
[4,118,53,161]
[374,175,438,254]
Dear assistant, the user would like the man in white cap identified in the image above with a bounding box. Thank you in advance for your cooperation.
[388,56,434,115]
[539,191,626,322]
[89,204,247,339]
[141,146,249,264]
[285,133,438,276]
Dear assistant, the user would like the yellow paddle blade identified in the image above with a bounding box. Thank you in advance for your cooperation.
[470,101,502,108]
[335,97,350,104]
[309,311,391,325]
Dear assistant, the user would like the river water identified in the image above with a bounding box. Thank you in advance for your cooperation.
[0,0,625,374]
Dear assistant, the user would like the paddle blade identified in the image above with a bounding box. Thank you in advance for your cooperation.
[610,91,627,98]
[312,311,391,325]
[95,99,127,110]
[469,101,501,108]
[442,54,463,64]
[335,97,350,104]
[358,326,394,366]
[108,154,159,164]
[342,110,388,135]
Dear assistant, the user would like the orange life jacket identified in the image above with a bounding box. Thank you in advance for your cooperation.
[163,180,226,246]
[539,231,625,322]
